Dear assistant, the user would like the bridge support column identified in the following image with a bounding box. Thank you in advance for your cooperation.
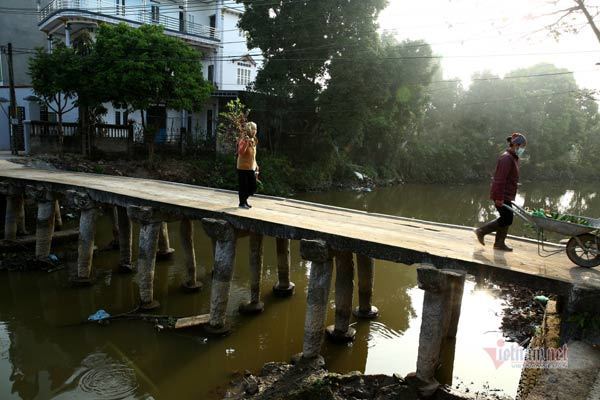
[116,206,133,273]
[273,238,295,296]
[16,193,28,236]
[294,239,333,363]
[354,254,379,319]
[180,218,202,291]
[105,205,119,249]
[327,251,356,342]
[240,233,264,314]
[54,200,63,231]
[157,222,175,259]
[27,186,57,259]
[128,206,162,310]
[202,218,237,334]
[412,265,466,397]
[67,191,99,285]
[2,183,19,240]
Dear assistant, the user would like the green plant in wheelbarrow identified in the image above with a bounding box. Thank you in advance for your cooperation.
[513,205,600,268]
[529,208,591,226]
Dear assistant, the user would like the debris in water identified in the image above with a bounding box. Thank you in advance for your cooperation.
[88,309,111,321]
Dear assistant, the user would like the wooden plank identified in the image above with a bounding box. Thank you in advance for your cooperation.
[173,314,210,329]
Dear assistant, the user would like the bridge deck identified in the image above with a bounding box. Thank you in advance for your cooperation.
[1,160,599,294]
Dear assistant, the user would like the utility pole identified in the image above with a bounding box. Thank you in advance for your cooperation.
[7,43,18,155]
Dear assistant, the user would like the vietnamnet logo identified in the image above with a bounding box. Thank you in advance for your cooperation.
[484,338,569,369]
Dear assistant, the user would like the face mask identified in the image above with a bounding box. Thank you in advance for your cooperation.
[516,147,525,157]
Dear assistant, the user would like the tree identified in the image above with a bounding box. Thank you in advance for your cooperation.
[414,63,600,182]
[540,0,600,45]
[238,0,388,158]
[29,43,80,155]
[93,23,213,161]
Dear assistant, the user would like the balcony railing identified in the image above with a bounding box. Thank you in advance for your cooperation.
[39,0,217,40]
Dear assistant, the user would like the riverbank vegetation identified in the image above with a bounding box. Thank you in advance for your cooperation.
[237,0,600,186]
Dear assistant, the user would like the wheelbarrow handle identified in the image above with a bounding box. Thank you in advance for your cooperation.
[503,203,534,224]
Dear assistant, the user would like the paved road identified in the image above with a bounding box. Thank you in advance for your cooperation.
[1,160,599,293]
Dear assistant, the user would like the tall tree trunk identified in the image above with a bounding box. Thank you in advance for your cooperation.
[141,109,155,163]
[58,112,64,157]
[575,0,600,45]
[80,104,88,156]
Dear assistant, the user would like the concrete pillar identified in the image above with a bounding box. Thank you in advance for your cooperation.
[273,237,295,296]
[296,239,333,362]
[105,206,120,249]
[240,233,264,314]
[68,191,98,285]
[3,190,18,240]
[16,193,28,236]
[64,23,71,48]
[180,218,202,291]
[26,186,56,260]
[446,271,466,340]
[116,206,133,273]
[327,251,356,342]
[413,265,466,397]
[128,206,162,310]
[53,200,63,231]
[202,218,237,334]
[353,254,379,319]
[157,222,175,259]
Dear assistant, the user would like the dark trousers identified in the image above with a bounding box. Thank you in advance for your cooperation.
[238,169,257,205]
[496,201,514,227]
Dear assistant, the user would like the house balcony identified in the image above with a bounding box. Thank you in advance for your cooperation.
[39,0,220,49]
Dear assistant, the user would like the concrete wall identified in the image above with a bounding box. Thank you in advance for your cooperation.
[0,0,48,86]
[0,86,78,151]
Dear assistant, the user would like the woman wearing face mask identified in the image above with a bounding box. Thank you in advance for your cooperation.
[475,132,527,251]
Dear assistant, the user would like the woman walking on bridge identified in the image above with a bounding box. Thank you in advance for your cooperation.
[237,122,259,209]
[475,133,527,251]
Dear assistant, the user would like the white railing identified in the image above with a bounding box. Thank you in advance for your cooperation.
[39,0,217,39]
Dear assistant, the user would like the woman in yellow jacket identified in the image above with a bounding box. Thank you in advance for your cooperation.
[237,122,259,209]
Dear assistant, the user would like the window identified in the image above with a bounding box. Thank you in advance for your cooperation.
[115,111,121,125]
[237,68,251,85]
[207,65,214,83]
[116,0,125,16]
[209,14,216,37]
[151,4,160,23]
[40,105,57,122]
[179,11,185,32]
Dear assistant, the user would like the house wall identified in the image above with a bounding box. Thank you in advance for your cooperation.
[0,86,78,151]
[0,0,48,86]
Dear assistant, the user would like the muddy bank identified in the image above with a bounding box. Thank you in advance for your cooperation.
[10,154,380,196]
[223,361,512,400]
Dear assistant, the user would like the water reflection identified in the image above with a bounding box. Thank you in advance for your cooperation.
[295,182,600,240]
[0,182,597,399]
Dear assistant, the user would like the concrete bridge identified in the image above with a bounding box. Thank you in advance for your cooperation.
[1,159,599,396]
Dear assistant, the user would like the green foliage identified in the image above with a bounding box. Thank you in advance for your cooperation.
[238,0,388,156]
[93,23,212,117]
[217,99,250,154]
[405,63,600,183]
[29,42,79,118]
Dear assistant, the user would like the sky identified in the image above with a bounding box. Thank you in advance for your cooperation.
[378,0,600,91]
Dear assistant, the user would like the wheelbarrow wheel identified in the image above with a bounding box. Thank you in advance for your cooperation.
[566,234,600,268]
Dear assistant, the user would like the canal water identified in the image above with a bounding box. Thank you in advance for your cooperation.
[0,182,598,399]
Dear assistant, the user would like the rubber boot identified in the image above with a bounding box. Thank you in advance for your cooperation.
[494,225,513,252]
[475,220,500,246]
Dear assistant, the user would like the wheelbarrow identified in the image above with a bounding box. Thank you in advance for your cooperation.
[506,203,600,268]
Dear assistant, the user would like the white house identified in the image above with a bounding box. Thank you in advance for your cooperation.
[0,0,260,150]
